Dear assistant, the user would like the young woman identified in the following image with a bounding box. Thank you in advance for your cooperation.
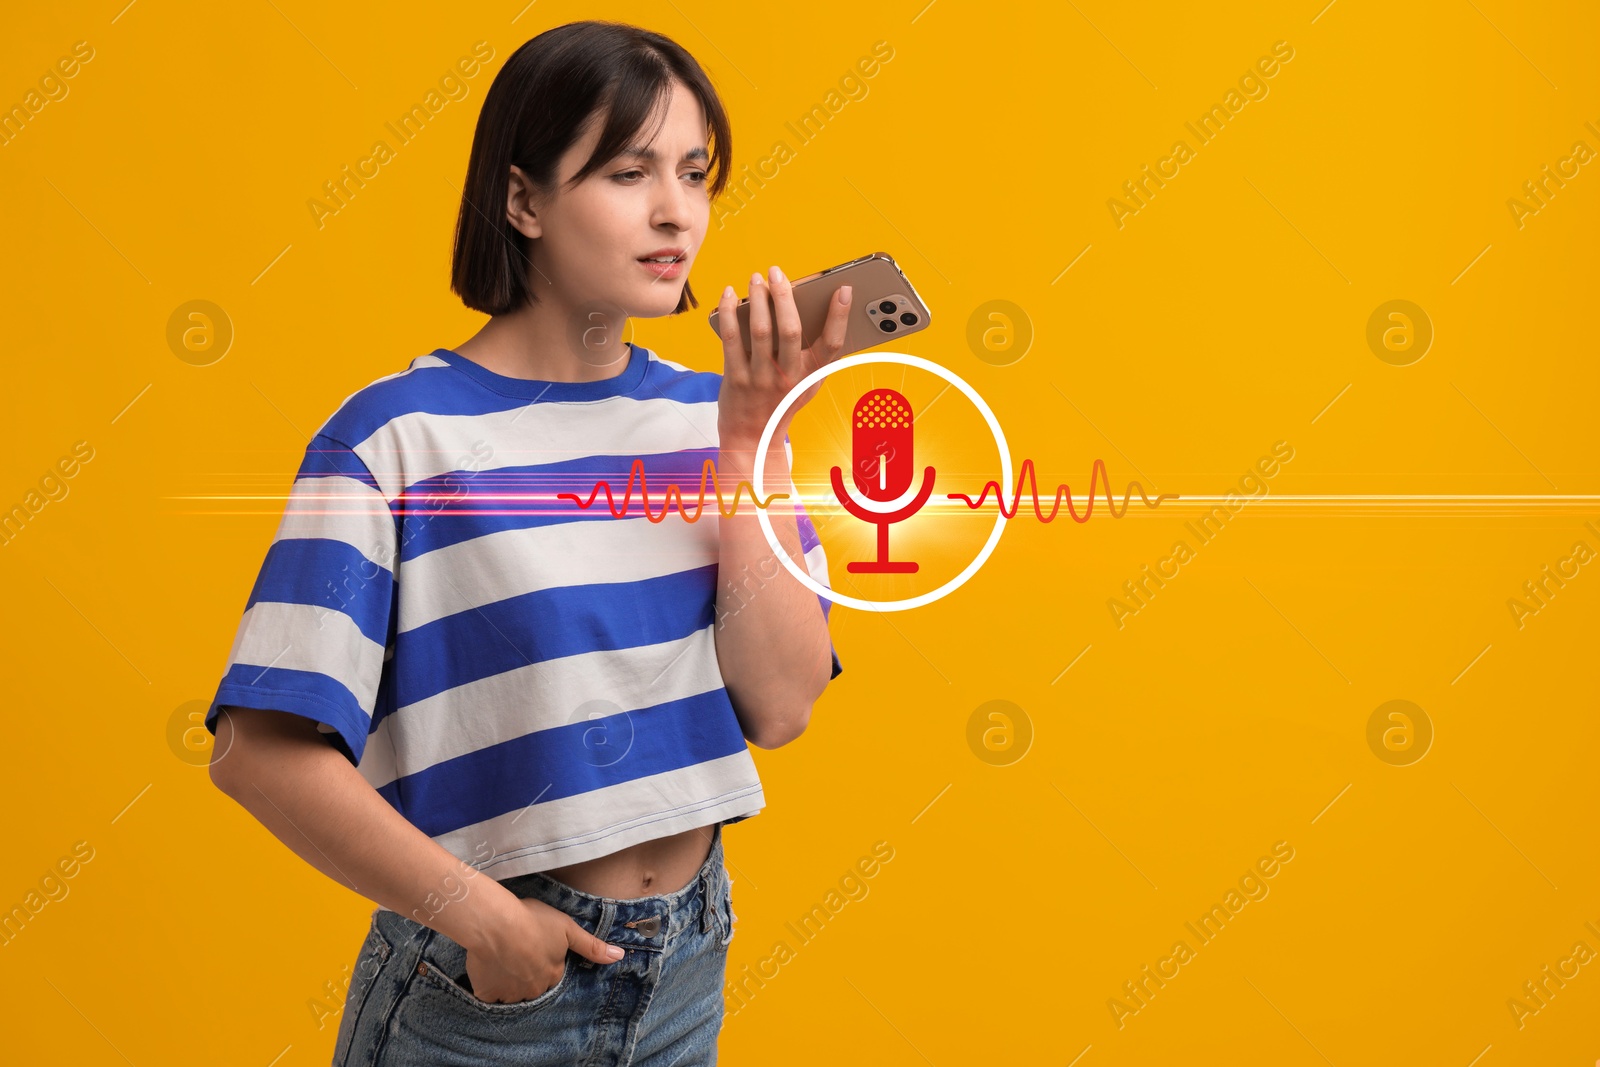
[206,20,846,1065]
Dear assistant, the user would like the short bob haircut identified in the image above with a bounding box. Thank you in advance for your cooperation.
[451,21,733,317]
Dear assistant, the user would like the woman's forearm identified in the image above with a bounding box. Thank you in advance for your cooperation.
[209,706,521,953]
[713,432,834,747]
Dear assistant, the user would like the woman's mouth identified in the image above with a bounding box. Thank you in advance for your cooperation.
[638,250,687,280]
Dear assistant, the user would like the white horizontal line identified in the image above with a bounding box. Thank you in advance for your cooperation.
[1176,495,1600,501]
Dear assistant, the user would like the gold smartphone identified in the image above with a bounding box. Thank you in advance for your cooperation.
[706,251,932,357]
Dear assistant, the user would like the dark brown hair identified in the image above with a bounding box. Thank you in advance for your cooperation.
[450,21,733,317]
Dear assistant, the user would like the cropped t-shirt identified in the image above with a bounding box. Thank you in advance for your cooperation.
[205,341,841,885]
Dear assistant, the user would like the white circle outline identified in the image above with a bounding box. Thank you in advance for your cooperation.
[754,352,1011,613]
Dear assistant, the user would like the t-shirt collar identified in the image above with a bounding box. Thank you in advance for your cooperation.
[431,341,648,401]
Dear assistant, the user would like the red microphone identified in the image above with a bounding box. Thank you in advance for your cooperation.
[851,390,914,500]
[830,389,937,573]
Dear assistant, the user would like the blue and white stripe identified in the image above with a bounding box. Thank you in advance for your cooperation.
[207,343,839,881]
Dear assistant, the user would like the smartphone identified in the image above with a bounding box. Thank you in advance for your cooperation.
[707,252,932,357]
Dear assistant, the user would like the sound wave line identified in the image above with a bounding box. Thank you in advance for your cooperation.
[946,458,1176,522]
[557,458,790,522]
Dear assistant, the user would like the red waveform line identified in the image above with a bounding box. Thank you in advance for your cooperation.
[557,458,791,522]
[946,458,1177,522]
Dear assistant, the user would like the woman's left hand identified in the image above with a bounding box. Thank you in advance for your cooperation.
[716,265,852,449]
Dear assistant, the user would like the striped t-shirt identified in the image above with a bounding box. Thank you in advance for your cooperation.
[206,341,841,884]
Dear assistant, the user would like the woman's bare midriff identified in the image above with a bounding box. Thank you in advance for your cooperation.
[539,823,718,899]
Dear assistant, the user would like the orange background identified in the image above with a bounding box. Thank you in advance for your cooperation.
[2,0,1597,1063]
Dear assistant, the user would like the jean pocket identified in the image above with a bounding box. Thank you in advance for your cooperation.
[418,950,572,1016]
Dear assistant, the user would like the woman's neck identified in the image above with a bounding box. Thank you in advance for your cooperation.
[453,296,632,383]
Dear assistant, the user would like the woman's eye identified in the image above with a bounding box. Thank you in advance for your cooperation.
[612,168,706,185]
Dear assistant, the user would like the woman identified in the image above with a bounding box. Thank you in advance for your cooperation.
[206,19,846,1065]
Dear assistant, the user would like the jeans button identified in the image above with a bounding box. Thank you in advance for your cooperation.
[624,914,661,937]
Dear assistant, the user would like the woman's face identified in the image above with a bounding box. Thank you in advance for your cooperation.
[522,78,711,322]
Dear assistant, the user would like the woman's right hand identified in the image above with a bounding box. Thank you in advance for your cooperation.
[463,895,627,1003]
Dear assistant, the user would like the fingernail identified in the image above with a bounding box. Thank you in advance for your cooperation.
[770,265,785,284]
[750,271,763,288]
[607,945,624,959]
[840,285,852,304]
[723,285,734,300]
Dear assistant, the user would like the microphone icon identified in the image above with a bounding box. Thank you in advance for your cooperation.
[829,388,936,573]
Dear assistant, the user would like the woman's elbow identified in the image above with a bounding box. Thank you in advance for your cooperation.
[746,703,814,750]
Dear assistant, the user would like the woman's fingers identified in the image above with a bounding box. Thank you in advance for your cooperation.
[766,265,804,387]
[816,284,853,366]
[747,271,776,386]
[567,917,627,965]
[723,268,849,436]
[716,284,748,383]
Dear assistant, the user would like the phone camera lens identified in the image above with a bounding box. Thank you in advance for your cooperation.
[877,300,897,315]
[878,320,897,333]
[899,312,918,326]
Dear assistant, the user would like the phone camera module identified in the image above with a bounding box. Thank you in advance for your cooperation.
[867,294,916,330]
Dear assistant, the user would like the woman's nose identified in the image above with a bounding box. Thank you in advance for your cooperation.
[652,177,695,229]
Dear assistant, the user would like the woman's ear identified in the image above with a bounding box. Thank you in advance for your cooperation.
[506,165,543,240]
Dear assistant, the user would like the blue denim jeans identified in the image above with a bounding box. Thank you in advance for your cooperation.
[332,822,736,1066]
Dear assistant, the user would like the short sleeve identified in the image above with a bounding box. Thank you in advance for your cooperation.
[205,432,398,764]
[783,433,843,680]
